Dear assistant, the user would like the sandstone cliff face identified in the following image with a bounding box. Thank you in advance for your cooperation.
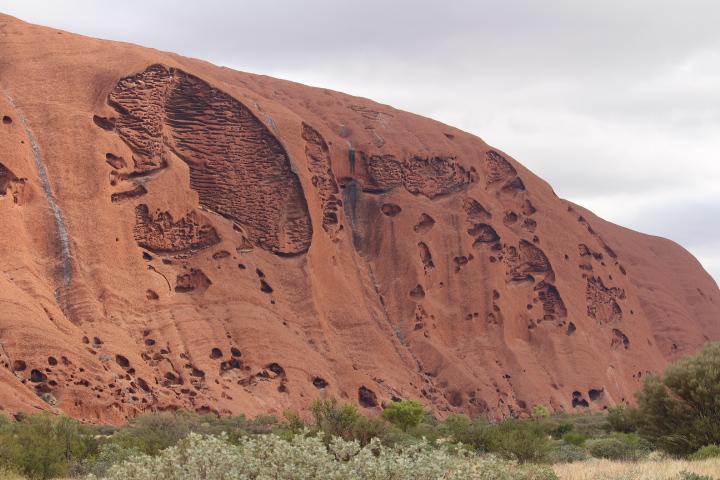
[0,13,718,424]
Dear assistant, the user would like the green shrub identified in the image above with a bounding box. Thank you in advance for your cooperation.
[254,413,278,428]
[441,415,551,463]
[0,467,25,480]
[309,396,390,446]
[562,433,586,447]
[586,433,651,462]
[551,422,574,440]
[532,405,551,420]
[114,412,190,455]
[484,419,553,463]
[310,397,361,436]
[1,412,94,480]
[405,422,443,444]
[0,430,19,472]
[635,342,720,456]
[547,444,589,463]
[443,413,474,443]
[606,405,641,433]
[346,414,390,446]
[688,444,720,460]
[678,471,719,480]
[381,399,425,431]
[281,410,304,435]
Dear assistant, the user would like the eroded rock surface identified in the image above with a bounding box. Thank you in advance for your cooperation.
[0,13,718,424]
[110,64,312,256]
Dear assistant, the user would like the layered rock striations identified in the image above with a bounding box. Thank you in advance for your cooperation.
[0,13,718,424]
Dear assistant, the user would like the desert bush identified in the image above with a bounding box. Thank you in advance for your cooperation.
[309,396,390,446]
[113,412,190,455]
[678,472,719,480]
[442,413,474,442]
[551,421,575,440]
[489,418,553,463]
[98,431,558,480]
[562,432,586,447]
[587,433,652,462]
[310,397,361,436]
[0,467,25,480]
[404,422,443,444]
[688,445,720,461]
[546,443,589,463]
[440,415,551,463]
[0,412,95,480]
[607,405,642,434]
[349,414,391,446]
[635,342,720,456]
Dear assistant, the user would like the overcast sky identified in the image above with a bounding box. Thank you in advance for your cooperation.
[3,0,719,285]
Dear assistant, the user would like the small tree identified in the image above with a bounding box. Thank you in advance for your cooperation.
[531,405,550,420]
[282,410,305,435]
[635,342,720,456]
[381,399,425,432]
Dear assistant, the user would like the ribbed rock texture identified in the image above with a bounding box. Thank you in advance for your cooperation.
[0,13,718,424]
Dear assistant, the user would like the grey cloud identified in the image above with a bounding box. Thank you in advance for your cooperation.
[3,0,719,284]
[620,200,720,249]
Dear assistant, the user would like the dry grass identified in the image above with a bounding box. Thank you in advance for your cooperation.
[0,470,81,480]
[0,469,25,480]
[554,457,720,480]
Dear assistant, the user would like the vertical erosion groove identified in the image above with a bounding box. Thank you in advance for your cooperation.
[108,64,312,256]
[4,91,72,302]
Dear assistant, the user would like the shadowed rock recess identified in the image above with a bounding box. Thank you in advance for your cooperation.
[0,13,718,424]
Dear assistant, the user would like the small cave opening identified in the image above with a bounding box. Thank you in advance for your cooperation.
[267,363,285,375]
[566,322,576,335]
[358,386,378,408]
[260,280,273,293]
[380,203,402,217]
[115,355,130,368]
[313,377,329,388]
[409,284,425,300]
[137,378,151,392]
[588,389,604,401]
[92,115,114,130]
